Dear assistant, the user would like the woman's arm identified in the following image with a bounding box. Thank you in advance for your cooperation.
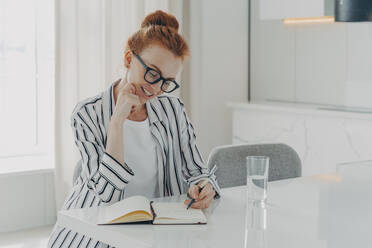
[105,83,139,165]
[175,98,221,207]
[71,83,140,204]
[71,114,133,204]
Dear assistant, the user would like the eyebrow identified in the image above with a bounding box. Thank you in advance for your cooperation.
[150,63,175,80]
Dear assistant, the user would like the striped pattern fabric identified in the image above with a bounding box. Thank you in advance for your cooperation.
[48,80,221,248]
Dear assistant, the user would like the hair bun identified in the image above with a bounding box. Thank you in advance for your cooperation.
[141,10,179,32]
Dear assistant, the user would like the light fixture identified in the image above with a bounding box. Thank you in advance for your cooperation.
[335,0,372,22]
[283,16,335,24]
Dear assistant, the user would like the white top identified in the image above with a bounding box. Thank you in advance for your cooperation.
[122,117,158,199]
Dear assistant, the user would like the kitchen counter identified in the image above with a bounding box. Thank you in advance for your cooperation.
[228,101,372,176]
[228,101,372,120]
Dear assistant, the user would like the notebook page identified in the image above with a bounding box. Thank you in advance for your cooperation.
[96,195,152,224]
[151,202,206,222]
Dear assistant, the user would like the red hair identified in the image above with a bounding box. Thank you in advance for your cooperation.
[125,10,189,62]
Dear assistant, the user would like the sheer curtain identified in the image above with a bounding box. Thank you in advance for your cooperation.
[54,0,184,209]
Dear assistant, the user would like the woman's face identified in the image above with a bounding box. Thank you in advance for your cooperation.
[124,44,183,105]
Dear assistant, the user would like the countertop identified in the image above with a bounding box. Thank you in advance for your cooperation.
[228,100,372,120]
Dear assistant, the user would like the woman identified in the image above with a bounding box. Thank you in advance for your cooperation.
[48,10,221,248]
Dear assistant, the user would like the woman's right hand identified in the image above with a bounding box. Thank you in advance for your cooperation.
[112,82,140,124]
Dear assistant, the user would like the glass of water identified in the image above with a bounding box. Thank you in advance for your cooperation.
[245,204,268,248]
[246,156,269,205]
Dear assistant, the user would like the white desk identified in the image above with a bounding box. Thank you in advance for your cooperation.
[57,163,372,248]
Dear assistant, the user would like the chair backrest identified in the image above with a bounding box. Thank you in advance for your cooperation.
[73,160,82,185]
[207,143,301,189]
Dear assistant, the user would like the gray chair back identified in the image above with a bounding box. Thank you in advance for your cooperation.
[73,160,82,185]
[207,143,301,189]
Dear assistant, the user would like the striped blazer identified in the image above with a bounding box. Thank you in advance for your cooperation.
[48,80,221,248]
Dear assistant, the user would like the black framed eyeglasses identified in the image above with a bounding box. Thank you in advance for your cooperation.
[132,52,180,93]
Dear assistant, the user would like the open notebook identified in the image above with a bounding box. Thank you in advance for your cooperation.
[96,195,207,225]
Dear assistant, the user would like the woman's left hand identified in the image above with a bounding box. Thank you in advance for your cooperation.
[184,181,216,209]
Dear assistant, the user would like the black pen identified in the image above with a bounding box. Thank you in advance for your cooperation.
[186,179,209,210]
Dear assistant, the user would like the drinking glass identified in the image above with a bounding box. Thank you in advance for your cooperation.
[244,204,268,248]
[246,156,269,205]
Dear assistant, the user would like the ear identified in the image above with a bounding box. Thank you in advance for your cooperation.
[124,50,133,69]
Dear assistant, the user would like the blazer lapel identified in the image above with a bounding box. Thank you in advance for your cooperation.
[101,79,120,148]
[146,98,169,197]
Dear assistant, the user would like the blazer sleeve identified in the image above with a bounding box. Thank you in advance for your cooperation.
[71,109,135,203]
[176,99,221,199]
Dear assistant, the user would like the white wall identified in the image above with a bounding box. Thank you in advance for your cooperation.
[251,0,372,108]
[186,0,249,159]
[0,170,56,232]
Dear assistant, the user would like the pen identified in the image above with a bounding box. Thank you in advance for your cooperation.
[186,179,209,210]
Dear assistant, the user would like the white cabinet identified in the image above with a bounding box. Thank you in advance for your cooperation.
[260,0,334,20]
[229,101,372,176]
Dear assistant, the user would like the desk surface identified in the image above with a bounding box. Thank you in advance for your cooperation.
[58,163,372,248]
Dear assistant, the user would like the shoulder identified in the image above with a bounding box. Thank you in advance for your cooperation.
[70,92,104,125]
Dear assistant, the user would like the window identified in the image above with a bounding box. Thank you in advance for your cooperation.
[0,0,54,162]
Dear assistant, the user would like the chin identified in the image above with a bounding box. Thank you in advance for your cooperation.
[139,96,153,105]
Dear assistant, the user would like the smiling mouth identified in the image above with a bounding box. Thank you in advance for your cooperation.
[141,86,153,97]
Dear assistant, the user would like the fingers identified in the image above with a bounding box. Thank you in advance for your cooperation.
[129,83,136,95]
[120,82,137,97]
[130,104,137,115]
[122,81,133,91]
[193,197,213,209]
[185,183,216,209]
[184,194,214,209]
[125,93,140,106]
[188,184,199,200]
[118,81,139,106]
[198,183,215,200]
[184,181,216,209]
[120,83,139,106]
